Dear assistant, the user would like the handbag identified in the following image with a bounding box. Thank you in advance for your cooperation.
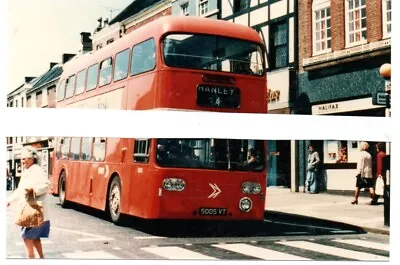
[15,191,44,228]
[375,177,384,196]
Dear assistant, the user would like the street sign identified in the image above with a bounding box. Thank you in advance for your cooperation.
[372,92,387,106]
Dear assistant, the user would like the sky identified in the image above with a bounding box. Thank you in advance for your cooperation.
[6,0,134,91]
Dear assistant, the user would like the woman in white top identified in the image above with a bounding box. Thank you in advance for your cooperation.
[351,141,374,205]
[7,146,51,259]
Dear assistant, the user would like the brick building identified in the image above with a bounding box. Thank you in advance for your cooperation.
[297,0,391,192]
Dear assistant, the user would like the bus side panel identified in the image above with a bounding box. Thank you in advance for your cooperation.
[67,162,81,204]
[126,72,157,110]
[90,138,121,211]
[119,139,134,216]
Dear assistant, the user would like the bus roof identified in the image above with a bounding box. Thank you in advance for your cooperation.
[61,16,264,77]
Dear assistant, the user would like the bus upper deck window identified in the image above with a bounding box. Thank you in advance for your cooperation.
[99,58,112,87]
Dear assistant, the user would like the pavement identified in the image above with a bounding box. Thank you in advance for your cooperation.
[265,187,390,235]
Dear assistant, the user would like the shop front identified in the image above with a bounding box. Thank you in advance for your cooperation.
[311,98,386,192]
[266,69,296,188]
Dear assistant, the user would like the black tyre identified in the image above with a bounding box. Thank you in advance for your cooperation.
[58,171,69,208]
[108,177,122,224]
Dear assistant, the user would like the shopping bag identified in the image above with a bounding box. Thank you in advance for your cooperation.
[15,192,44,228]
[375,177,384,196]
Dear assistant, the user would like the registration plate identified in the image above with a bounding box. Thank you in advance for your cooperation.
[199,207,227,216]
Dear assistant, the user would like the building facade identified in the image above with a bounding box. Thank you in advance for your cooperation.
[297,0,391,192]
[92,0,172,50]
[171,0,220,18]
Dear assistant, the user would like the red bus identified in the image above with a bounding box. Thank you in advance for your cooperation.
[50,16,268,224]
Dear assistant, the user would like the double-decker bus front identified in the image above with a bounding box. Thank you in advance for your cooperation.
[137,19,268,221]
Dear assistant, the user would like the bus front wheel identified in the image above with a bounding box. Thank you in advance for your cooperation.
[58,171,69,208]
[108,177,122,224]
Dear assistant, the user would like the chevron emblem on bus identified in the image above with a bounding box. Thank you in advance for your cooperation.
[208,183,221,199]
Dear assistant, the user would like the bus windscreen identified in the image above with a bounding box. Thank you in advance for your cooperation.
[162,34,265,76]
[156,139,265,172]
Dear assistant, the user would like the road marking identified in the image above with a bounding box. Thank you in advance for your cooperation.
[7,255,24,258]
[52,226,114,242]
[113,247,122,250]
[15,240,53,246]
[212,243,311,260]
[63,250,120,259]
[141,246,218,260]
[333,239,389,251]
[277,241,388,260]
[263,219,341,231]
[133,236,166,240]
[77,238,115,242]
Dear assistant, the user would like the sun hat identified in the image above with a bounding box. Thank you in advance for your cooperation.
[20,146,38,159]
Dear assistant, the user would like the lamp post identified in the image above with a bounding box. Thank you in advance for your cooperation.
[379,63,391,227]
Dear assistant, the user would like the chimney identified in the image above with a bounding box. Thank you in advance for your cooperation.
[80,32,93,52]
[62,53,76,64]
[95,17,103,32]
[50,62,58,69]
[25,76,36,83]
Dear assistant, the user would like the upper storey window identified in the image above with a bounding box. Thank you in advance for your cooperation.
[312,0,331,55]
[345,0,367,47]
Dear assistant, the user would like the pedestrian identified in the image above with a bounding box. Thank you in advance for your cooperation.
[305,144,320,194]
[351,141,374,205]
[371,142,387,205]
[6,146,51,259]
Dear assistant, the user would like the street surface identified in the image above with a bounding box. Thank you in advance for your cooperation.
[6,194,389,260]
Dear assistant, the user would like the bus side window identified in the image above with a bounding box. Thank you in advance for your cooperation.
[114,48,130,82]
[81,137,93,161]
[61,137,71,160]
[86,63,99,91]
[65,74,76,99]
[56,79,66,102]
[93,137,106,162]
[69,137,81,161]
[99,58,112,87]
[75,69,87,95]
[131,38,156,76]
[56,137,64,159]
[133,139,150,163]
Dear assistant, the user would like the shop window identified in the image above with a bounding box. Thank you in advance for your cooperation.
[312,0,331,55]
[345,0,367,47]
[114,49,130,82]
[81,137,93,161]
[86,63,99,91]
[134,139,150,163]
[99,58,112,87]
[324,140,361,164]
[382,0,392,38]
[93,137,106,162]
[69,137,81,161]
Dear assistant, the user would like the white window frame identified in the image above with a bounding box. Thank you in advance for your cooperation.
[345,0,367,47]
[382,0,391,38]
[181,3,189,16]
[198,0,209,16]
[312,0,332,55]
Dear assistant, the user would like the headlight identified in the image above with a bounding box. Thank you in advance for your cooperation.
[239,197,253,212]
[162,178,185,191]
[241,182,261,194]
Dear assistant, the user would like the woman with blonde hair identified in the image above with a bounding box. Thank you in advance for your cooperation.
[7,146,51,258]
[351,141,374,205]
